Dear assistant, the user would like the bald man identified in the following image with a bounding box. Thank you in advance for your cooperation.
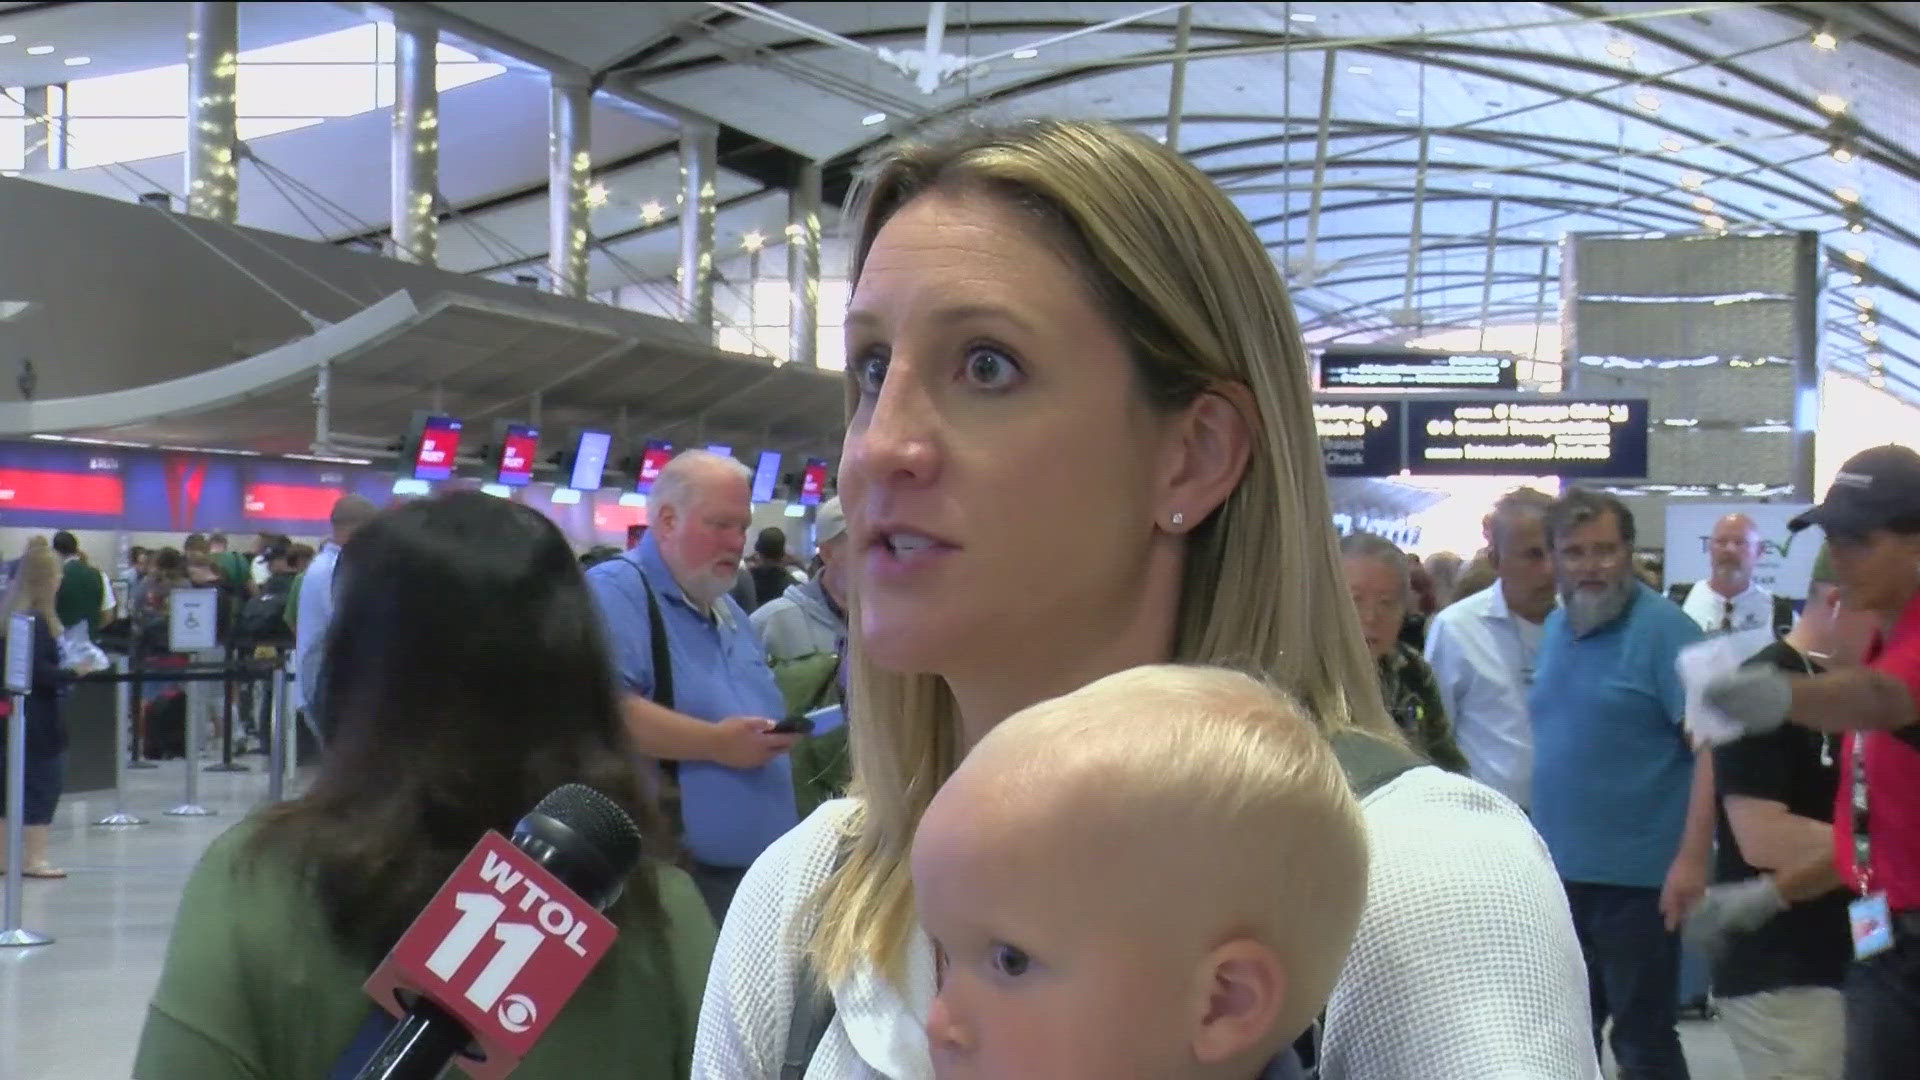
[1679,513,1785,649]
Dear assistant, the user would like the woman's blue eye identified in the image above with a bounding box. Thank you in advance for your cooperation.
[964,346,1021,390]
[989,943,1031,978]
[852,350,889,395]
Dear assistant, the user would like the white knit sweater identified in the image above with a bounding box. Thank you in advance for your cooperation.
[693,765,1603,1079]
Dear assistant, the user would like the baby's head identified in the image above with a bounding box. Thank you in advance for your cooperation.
[911,665,1370,1080]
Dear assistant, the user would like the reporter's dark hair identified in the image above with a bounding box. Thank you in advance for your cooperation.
[248,491,672,962]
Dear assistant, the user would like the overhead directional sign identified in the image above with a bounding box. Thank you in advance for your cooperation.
[1318,349,1519,391]
[1314,399,1403,477]
[1404,398,1649,478]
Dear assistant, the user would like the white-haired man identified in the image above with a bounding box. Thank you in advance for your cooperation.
[585,449,794,920]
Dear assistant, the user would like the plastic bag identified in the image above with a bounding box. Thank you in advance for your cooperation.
[57,623,110,675]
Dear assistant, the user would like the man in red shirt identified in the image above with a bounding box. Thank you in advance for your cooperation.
[1703,444,1920,1080]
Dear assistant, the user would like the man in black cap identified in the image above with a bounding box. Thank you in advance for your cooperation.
[1702,444,1920,1080]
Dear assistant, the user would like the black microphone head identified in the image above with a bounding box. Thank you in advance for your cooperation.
[511,784,643,911]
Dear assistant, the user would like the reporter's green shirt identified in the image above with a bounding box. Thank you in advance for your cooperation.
[132,819,716,1079]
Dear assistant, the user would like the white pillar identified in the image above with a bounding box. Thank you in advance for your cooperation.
[184,0,239,223]
[390,14,439,265]
[21,85,65,171]
[786,161,822,367]
[678,124,718,336]
[547,73,592,298]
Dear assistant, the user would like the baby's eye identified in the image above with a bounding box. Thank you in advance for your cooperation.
[989,943,1031,979]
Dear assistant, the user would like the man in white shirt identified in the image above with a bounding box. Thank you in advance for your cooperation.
[1680,513,1779,652]
[1425,487,1557,809]
[293,495,377,741]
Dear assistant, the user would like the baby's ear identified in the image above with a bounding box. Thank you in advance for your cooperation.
[1189,938,1286,1065]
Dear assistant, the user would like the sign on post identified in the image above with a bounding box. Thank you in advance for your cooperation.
[4,614,32,695]
[169,588,219,652]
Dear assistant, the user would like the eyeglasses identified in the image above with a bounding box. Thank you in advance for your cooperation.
[1554,546,1626,569]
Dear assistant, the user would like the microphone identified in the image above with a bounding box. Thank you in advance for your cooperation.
[350,784,643,1080]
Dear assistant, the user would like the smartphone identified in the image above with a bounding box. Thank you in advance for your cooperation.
[768,716,814,736]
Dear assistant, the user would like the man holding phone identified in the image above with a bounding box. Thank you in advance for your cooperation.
[586,449,795,921]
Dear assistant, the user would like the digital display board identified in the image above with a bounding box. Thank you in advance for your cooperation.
[567,430,611,491]
[636,439,673,495]
[799,457,829,506]
[1313,399,1403,477]
[751,450,782,504]
[410,415,462,482]
[1405,398,1649,477]
[496,424,539,488]
[1319,350,1519,391]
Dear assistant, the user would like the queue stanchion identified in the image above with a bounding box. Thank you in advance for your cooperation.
[163,589,219,818]
[267,661,290,803]
[92,654,147,827]
[2,612,53,948]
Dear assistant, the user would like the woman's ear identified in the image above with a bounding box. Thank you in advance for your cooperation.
[1189,938,1286,1065]
[1157,383,1255,534]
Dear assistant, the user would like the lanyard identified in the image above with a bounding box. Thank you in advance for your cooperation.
[1851,732,1874,894]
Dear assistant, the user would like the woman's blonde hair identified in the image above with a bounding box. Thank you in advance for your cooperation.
[813,119,1398,982]
[9,538,65,637]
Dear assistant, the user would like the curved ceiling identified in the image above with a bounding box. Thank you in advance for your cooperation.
[8,1,1918,404]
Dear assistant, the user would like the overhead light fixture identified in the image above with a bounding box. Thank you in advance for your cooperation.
[1702,214,1727,231]
[1011,48,1038,60]
[1858,311,1873,324]
[1659,137,1684,153]
[861,112,887,126]
[1347,65,1373,75]
[1816,92,1848,114]
[1633,89,1660,111]
[1853,274,1865,285]
[1679,171,1705,190]
[585,182,609,208]
[1857,294,1874,310]
[1291,11,1317,21]
[1812,29,1837,51]
[1395,109,1418,118]
[1832,145,1854,164]
[1606,39,1635,59]
[640,201,664,224]
[0,35,15,45]
[25,44,54,55]
[1846,248,1868,262]
[1836,185,1860,203]
[1692,195,1714,211]
[1849,221,1866,234]
[63,55,90,67]
[1862,328,1879,343]
[742,230,765,252]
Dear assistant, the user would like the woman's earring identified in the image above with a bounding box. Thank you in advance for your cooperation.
[1170,512,1185,528]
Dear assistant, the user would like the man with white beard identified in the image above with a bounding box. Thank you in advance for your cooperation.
[586,448,796,920]
[1529,489,1713,1080]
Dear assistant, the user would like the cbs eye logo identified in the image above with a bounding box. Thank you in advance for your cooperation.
[497,993,538,1033]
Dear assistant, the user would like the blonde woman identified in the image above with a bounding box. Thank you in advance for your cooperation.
[694,121,1598,1078]
[1,540,70,878]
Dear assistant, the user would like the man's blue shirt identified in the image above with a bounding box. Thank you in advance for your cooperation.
[586,534,793,868]
[1530,582,1704,888]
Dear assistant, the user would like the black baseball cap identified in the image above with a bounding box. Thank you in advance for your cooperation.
[1789,444,1920,536]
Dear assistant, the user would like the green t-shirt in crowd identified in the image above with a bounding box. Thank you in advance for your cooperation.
[55,557,106,633]
[132,818,716,1079]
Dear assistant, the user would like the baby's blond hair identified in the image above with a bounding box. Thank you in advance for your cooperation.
[967,664,1371,1051]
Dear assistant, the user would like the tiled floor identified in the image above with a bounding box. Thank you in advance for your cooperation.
[2,757,1748,1079]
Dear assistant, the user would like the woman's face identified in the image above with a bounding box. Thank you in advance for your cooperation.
[840,190,1173,681]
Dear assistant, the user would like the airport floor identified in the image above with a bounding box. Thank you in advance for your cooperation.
[2,758,1749,1079]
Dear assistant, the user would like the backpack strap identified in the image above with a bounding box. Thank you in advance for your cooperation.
[783,841,854,1079]
[1326,728,1425,799]
[625,560,674,712]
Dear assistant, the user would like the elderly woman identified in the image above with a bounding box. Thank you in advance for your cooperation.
[694,119,1595,1079]
[1340,533,1471,775]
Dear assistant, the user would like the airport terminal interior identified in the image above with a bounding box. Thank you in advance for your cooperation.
[5,2,1920,1077]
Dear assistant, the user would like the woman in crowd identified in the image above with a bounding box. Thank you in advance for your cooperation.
[695,120,1596,1078]
[134,492,716,1078]
[1340,533,1471,773]
[0,540,69,878]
